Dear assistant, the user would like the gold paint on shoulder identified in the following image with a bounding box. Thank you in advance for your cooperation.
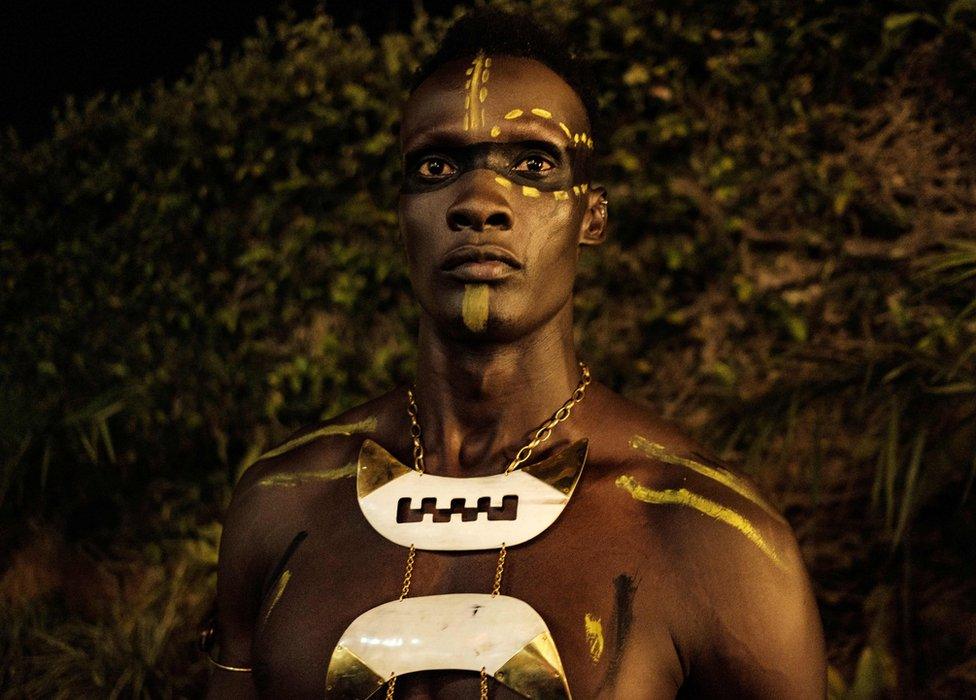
[522,186,541,198]
[494,175,513,188]
[490,125,501,137]
[258,461,357,487]
[263,569,291,625]
[584,613,605,663]
[461,283,490,331]
[504,109,523,120]
[530,107,552,119]
[258,418,377,461]
[629,435,785,523]
[553,190,569,200]
[615,475,786,569]
[558,122,572,138]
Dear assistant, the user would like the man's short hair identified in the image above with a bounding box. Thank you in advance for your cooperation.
[410,7,599,128]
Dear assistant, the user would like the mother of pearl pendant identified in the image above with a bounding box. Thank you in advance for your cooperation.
[356,438,588,551]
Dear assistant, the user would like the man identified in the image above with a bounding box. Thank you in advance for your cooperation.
[207,9,826,698]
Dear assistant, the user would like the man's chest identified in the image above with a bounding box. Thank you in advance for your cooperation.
[250,474,684,698]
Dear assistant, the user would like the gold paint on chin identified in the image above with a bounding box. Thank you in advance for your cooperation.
[461,283,490,332]
[615,475,786,569]
[584,613,605,663]
[629,435,785,523]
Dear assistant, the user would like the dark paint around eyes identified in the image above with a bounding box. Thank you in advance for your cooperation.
[400,141,579,194]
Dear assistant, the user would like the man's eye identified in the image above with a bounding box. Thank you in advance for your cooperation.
[417,158,456,178]
[513,155,554,174]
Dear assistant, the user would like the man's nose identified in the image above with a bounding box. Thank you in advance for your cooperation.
[446,175,514,232]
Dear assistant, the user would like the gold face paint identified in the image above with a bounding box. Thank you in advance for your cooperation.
[558,122,572,138]
[504,108,523,120]
[490,125,501,137]
[530,107,552,119]
[553,190,569,200]
[629,435,785,523]
[494,175,513,188]
[463,52,489,132]
[461,284,489,332]
[258,418,377,460]
[522,186,541,198]
[263,569,291,625]
[615,475,785,569]
[258,461,357,487]
[583,613,605,663]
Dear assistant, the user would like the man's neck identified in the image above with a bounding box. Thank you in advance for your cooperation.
[411,301,582,476]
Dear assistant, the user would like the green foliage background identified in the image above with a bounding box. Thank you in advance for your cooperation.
[2,0,975,696]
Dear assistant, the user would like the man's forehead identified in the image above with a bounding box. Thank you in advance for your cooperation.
[401,54,591,149]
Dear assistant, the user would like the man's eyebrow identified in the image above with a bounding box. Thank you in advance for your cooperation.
[402,119,574,154]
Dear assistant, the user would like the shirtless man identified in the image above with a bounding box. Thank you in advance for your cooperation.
[207,9,826,698]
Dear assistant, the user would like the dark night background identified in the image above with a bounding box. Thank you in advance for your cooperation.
[1,1,975,697]
[1,1,457,144]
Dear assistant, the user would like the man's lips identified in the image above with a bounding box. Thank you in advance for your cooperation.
[439,244,522,282]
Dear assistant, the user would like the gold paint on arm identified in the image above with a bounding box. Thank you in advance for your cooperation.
[615,475,786,569]
[258,461,357,487]
[258,418,377,460]
[494,175,513,188]
[262,570,291,625]
[530,108,552,119]
[504,109,523,120]
[521,186,541,198]
[461,283,490,331]
[629,435,785,523]
[584,613,605,663]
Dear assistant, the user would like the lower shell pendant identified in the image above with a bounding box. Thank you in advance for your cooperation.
[325,593,572,699]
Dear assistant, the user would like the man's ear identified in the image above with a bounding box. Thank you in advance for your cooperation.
[579,185,608,246]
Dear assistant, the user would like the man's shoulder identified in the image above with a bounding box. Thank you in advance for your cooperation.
[586,385,797,577]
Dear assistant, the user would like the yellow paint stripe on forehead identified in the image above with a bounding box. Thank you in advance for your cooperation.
[530,107,552,119]
[464,52,489,132]
[558,122,572,138]
[504,109,523,120]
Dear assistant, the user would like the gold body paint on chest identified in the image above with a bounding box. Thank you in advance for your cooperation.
[257,418,377,461]
[615,475,785,569]
[583,613,605,662]
[461,284,489,332]
[629,435,785,523]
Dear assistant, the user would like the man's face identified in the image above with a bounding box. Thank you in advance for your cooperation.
[399,55,605,342]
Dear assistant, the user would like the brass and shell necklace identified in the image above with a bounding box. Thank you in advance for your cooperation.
[327,362,590,699]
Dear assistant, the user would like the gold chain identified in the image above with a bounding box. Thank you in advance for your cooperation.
[491,543,507,597]
[406,362,590,475]
[398,544,416,602]
[385,672,397,699]
[480,667,489,699]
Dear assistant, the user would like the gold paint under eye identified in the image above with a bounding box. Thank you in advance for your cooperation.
[573,133,580,144]
[530,108,552,119]
[629,435,785,522]
[558,122,572,138]
[490,125,501,137]
[258,418,377,461]
[587,137,595,149]
[553,190,569,200]
[504,109,523,120]
[494,175,513,188]
[263,570,291,625]
[522,186,541,198]
[461,284,490,332]
[584,613,605,663]
[580,132,587,143]
[615,475,786,569]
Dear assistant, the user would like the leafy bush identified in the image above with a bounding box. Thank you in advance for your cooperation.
[1,0,974,696]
